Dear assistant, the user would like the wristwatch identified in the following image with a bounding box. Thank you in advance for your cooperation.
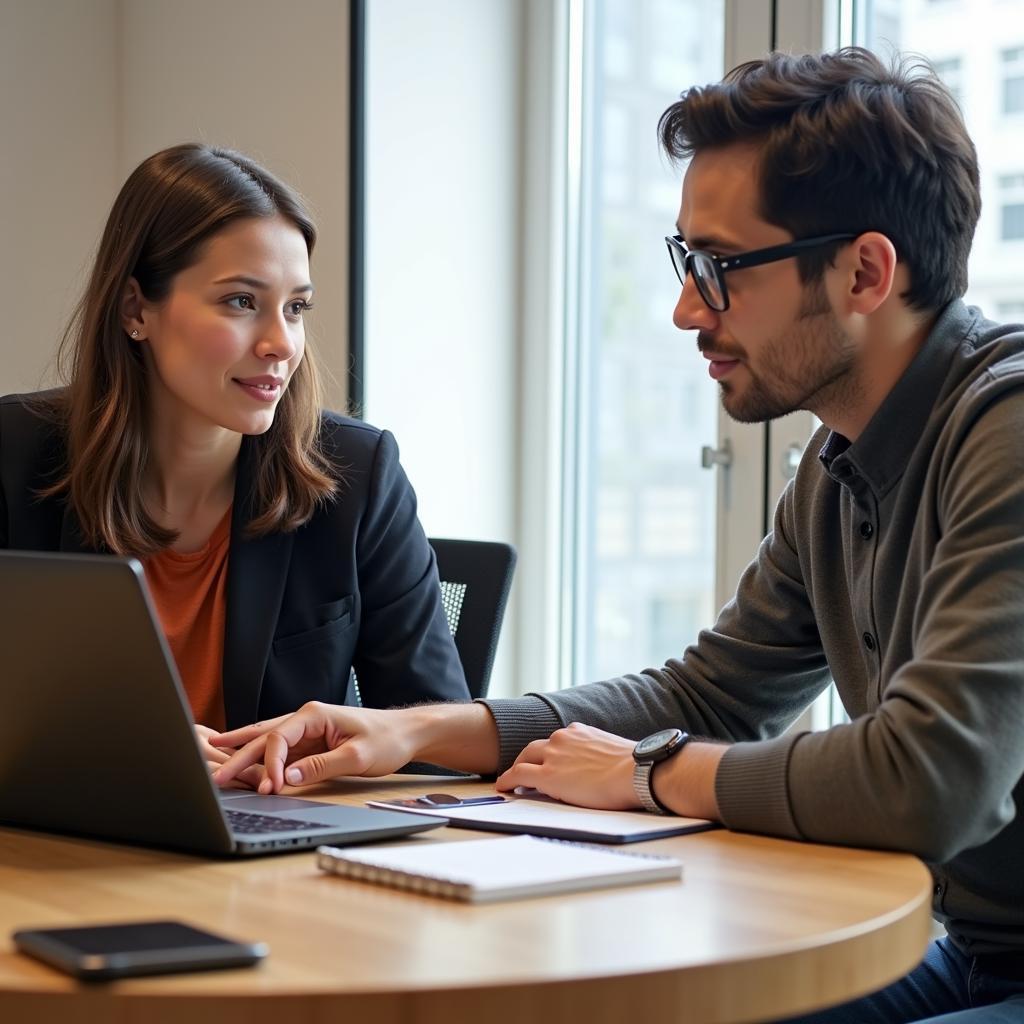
[632,728,691,815]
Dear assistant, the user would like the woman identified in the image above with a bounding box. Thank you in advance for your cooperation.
[0,143,469,776]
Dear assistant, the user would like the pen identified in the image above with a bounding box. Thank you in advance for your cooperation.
[416,793,507,807]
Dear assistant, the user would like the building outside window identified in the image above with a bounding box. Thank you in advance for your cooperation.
[1000,173,1024,241]
[564,0,1024,698]
[1002,45,1024,114]
[569,0,725,683]
[931,55,963,106]
[996,299,1024,322]
[853,0,1024,327]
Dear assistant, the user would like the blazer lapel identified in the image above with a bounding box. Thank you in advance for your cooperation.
[222,438,294,729]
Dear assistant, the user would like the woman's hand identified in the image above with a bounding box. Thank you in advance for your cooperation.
[194,724,262,790]
[209,703,421,794]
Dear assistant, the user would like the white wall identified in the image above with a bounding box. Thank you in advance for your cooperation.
[119,0,350,411]
[364,0,522,695]
[1,0,350,410]
[363,1,522,692]
[364,0,519,543]
[0,0,119,395]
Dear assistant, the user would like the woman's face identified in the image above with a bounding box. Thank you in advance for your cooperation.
[136,215,313,438]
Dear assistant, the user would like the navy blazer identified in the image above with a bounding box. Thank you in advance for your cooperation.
[0,393,470,728]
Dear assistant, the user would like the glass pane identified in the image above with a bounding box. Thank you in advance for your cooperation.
[855,0,1024,321]
[1002,203,1024,241]
[811,0,1024,728]
[1004,76,1024,114]
[573,0,724,684]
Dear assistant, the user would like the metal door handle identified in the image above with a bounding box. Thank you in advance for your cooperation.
[780,442,804,480]
[701,439,733,469]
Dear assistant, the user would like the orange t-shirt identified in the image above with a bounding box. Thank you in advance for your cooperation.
[143,507,232,730]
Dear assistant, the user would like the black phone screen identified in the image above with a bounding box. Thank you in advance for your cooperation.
[13,920,267,979]
[43,921,237,953]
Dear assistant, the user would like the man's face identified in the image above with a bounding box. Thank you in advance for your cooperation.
[673,143,857,423]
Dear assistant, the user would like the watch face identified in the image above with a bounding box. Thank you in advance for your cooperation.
[634,728,682,760]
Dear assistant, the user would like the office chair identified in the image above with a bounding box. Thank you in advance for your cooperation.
[396,538,516,777]
[428,537,517,700]
[351,537,517,704]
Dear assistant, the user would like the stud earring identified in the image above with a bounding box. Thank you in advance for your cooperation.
[130,330,139,338]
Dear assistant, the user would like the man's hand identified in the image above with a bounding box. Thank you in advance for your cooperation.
[497,722,728,820]
[496,723,639,810]
[210,704,419,794]
[194,724,260,791]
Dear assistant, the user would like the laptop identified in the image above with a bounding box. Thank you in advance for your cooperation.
[0,550,446,856]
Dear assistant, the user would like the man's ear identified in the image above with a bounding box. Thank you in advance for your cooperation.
[120,277,148,340]
[845,232,899,315]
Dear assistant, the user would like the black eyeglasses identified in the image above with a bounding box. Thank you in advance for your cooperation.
[664,233,856,312]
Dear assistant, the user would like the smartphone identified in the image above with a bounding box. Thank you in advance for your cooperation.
[12,920,268,980]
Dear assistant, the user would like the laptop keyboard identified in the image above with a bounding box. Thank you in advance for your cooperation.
[225,809,330,834]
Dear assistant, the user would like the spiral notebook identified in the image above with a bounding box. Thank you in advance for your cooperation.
[316,835,682,903]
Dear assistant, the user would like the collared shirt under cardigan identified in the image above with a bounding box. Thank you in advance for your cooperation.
[484,299,1024,957]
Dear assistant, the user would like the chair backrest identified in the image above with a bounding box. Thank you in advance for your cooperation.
[429,538,517,700]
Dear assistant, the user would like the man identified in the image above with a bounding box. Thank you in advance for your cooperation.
[216,48,1024,1021]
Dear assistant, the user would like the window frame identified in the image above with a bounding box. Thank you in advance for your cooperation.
[515,0,831,696]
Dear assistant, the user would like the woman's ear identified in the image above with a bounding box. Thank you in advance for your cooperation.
[120,277,148,341]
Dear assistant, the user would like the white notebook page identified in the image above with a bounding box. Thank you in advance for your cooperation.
[317,834,682,902]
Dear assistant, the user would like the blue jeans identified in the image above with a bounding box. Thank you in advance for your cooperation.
[775,938,1024,1023]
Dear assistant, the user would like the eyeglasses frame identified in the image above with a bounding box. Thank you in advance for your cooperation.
[665,232,858,312]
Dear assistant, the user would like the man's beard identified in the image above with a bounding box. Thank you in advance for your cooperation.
[716,283,860,424]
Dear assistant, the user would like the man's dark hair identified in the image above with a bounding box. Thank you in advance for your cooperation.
[658,47,980,312]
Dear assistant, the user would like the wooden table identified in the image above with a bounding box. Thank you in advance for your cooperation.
[0,775,933,1024]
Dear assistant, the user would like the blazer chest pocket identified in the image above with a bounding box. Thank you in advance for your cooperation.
[273,596,354,655]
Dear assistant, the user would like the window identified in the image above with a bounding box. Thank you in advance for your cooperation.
[566,0,725,685]
[1002,206,1024,240]
[1002,46,1024,114]
[932,56,963,107]
[1000,173,1024,241]
[823,0,1024,726]
[852,1,1024,299]
[996,299,1024,322]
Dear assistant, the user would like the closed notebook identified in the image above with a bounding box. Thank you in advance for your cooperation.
[316,834,682,903]
[365,791,716,843]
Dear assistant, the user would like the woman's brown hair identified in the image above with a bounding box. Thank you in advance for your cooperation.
[39,143,337,555]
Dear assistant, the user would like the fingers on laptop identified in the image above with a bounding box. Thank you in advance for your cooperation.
[198,739,233,765]
[206,762,261,790]
[213,737,270,788]
[198,733,263,788]
[265,735,356,791]
[209,715,290,749]
[215,738,300,796]
[214,704,363,794]
[242,708,343,793]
